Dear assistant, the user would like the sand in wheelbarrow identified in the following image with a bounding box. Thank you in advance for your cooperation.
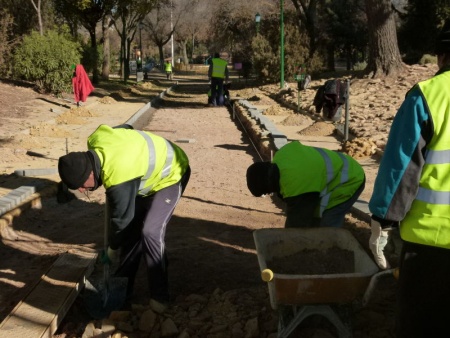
[267,246,355,275]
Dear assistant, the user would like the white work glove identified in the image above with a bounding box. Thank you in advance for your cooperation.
[369,219,391,270]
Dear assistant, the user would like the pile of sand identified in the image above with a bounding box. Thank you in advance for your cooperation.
[29,124,73,138]
[341,137,377,158]
[280,114,309,126]
[98,96,117,104]
[298,121,335,136]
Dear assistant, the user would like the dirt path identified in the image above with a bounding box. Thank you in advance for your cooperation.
[0,77,398,337]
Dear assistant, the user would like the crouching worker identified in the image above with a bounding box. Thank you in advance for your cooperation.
[246,141,365,228]
[57,124,190,313]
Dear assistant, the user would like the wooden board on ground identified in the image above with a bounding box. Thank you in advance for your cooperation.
[0,250,97,337]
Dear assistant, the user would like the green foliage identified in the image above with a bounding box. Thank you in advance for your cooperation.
[80,42,103,75]
[12,29,81,94]
[418,54,437,65]
[397,0,449,63]
[352,61,367,71]
[0,9,16,77]
[251,34,278,82]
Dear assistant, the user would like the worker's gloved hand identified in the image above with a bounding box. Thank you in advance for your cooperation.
[369,218,393,270]
[101,247,119,265]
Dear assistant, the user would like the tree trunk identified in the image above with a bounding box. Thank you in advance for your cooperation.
[326,43,335,71]
[180,40,188,65]
[89,30,99,84]
[158,44,164,70]
[365,0,405,78]
[101,16,111,80]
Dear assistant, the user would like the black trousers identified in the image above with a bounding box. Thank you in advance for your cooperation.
[210,77,224,106]
[115,167,190,302]
[396,240,450,337]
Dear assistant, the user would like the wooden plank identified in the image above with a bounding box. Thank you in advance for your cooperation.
[0,250,97,337]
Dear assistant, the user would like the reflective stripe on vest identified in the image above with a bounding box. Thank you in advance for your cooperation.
[415,149,450,204]
[315,148,349,216]
[136,131,174,195]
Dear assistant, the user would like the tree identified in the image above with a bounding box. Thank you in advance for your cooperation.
[290,0,320,59]
[143,1,176,68]
[112,0,158,83]
[397,0,450,63]
[364,0,405,77]
[29,0,44,35]
[174,0,208,66]
[53,0,116,84]
[0,9,17,76]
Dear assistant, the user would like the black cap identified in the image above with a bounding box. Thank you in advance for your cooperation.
[246,162,272,197]
[435,19,450,54]
[58,152,93,190]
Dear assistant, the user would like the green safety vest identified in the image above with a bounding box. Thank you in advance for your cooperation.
[87,125,188,196]
[165,62,172,72]
[211,58,227,78]
[400,70,450,248]
[273,141,365,217]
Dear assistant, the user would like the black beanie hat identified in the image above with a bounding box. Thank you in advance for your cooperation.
[58,152,93,190]
[246,162,272,197]
[435,19,450,54]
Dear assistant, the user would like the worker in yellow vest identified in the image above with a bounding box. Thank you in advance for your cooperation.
[164,60,172,80]
[58,124,190,314]
[368,19,450,336]
[207,52,229,106]
[246,141,365,228]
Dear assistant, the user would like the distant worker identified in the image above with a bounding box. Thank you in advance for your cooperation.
[208,52,229,107]
[72,64,94,107]
[165,60,172,80]
[368,19,450,337]
[57,124,190,314]
[246,141,365,228]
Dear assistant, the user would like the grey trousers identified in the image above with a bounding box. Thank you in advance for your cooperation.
[115,167,190,302]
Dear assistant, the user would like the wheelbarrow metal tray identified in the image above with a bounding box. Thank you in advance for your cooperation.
[253,227,379,309]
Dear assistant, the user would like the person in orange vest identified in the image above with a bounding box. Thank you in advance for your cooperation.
[207,52,229,106]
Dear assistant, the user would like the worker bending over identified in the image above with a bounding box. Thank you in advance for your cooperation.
[246,141,365,228]
[58,124,190,314]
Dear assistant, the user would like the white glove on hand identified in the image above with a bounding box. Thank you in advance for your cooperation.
[369,219,391,269]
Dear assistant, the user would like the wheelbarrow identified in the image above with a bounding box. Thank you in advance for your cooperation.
[253,227,380,338]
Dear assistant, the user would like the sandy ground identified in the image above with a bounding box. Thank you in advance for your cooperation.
[0,65,434,337]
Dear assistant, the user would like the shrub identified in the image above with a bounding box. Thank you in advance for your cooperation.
[12,29,81,95]
[353,61,367,71]
[418,54,437,65]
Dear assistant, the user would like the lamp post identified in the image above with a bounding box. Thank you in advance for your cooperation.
[280,0,284,89]
[255,13,261,34]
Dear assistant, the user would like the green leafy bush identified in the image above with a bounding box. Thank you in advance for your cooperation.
[419,54,437,65]
[12,29,81,94]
